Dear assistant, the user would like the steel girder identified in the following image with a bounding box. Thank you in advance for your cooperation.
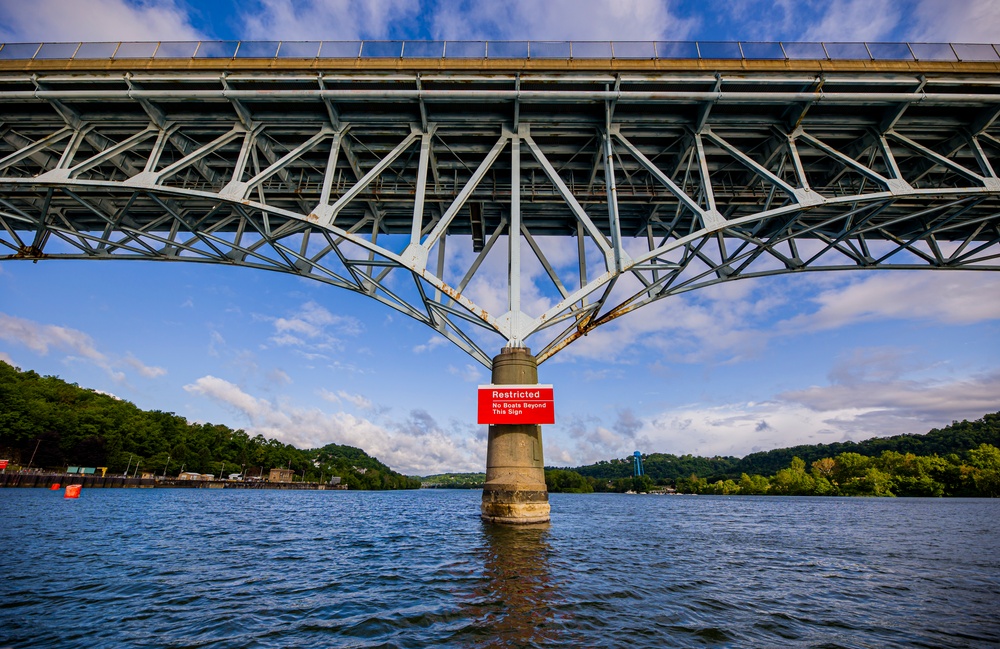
[1,65,999,367]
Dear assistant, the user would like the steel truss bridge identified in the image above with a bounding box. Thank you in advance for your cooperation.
[1,41,999,367]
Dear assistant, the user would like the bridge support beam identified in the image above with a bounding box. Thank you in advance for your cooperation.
[481,347,550,524]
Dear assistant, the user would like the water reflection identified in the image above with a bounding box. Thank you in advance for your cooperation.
[464,522,568,647]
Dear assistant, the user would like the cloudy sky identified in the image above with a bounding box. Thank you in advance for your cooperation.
[1,0,999,474]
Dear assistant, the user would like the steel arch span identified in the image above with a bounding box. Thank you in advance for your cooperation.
[1,45,999,368]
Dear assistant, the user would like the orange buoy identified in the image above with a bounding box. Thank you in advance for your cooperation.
[50,483,61,490]
[65,484,81,499]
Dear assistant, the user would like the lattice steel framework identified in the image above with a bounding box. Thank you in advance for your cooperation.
[1,46,999,367]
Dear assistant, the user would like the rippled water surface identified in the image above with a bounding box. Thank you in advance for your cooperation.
[1,489,998,648]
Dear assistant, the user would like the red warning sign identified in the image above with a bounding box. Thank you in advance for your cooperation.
[478,384,555,425]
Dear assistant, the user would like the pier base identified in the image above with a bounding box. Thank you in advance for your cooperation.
[481,347,550,524]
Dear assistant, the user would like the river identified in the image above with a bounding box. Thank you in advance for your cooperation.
[1,488,997,648]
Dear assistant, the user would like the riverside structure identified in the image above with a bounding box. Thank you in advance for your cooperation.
[2,40,1000,522]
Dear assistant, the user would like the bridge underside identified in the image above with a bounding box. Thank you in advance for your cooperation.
[1,58,999,366]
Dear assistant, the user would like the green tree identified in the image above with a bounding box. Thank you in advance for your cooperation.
[878,451,946,497]
[676,474,705,494]
[831,452,871,494]
[771,457,816,495]
[631,474,655,493]
[545,469,595,493]
[738,472,770,495]
[967,444,1000,497]
[702,478,739,495]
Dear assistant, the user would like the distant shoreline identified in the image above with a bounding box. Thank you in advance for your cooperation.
[0,472,340,491]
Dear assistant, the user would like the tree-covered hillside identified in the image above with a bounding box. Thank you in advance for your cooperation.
[418,472,486,488]
[571,453,740,483]
[0,361,418,489]
[307,442,420,490]
[571,413,1000,483]
[728,415,1000,478]
[675,445,1000,498]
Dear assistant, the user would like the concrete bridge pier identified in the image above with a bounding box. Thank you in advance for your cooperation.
[481,346,551,524]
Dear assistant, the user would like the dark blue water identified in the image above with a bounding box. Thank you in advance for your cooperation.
[1,489,998,648]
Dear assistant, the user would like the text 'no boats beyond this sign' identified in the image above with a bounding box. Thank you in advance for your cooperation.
[477,385,555,425]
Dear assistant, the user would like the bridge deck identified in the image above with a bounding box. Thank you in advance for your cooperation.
[2,43,998,363]
[2,56,999,239]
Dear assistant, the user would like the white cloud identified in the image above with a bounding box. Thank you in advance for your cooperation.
[448,363,484,383]
[824,346,919,385]
[430,0,695,41]
[548,409,653,466]
[208,330,226,357]
[327,359,368,374]
[184,376,268,419]
[780,272,1000,333]
[270,333,306,347]
[728,0,1000,44]
[319,388,375,411]
[239,0,420,40]
[320,389,382,414]
[413,336,448,354]
[0,350,14,366]
[546,361,1000,466]
[782,369,1000,422]
[0,312,118,380]
[910,0,1000,43]
[318,388,340,403]
[267,368,293,385]
[0,313,171,381]
[184,375,482,473]
[0,312,105,361]
[580,368,625,381]
[798,0,903,41]
[554,278,784,365]
[260,301,363,352]
[0,0,205,42]
[540,269,1000,368]
[123,353,167,378]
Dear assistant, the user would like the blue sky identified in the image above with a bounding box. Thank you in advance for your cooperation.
[3,0,1000,44]
[1,0,999,474]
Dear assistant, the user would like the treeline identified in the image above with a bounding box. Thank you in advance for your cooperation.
[573,454,738,483]
[571,413,1000,484]
[548,445,1000,497]
[0,361,418,489]
[680,446,1000,497]
[419,472,486,488]
[545,468,655,494]
[727,415,1000,478]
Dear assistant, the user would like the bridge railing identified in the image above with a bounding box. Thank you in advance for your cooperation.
[1,40,999,63]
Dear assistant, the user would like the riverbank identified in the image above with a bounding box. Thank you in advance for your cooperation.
[0,473,338,490]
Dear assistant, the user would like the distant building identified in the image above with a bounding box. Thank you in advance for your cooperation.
[329,476,342,485]
[177,472,211,480]
[269,468,295,483]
